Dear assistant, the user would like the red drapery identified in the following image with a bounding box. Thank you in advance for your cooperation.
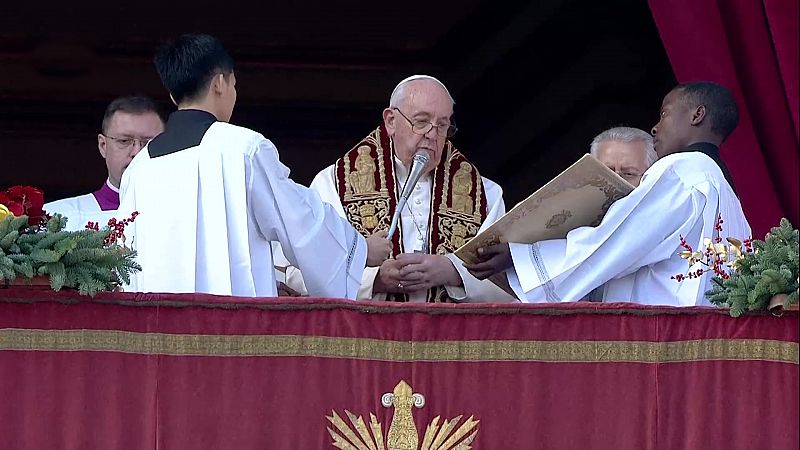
[1,290,798,450]
[648,0,799,237]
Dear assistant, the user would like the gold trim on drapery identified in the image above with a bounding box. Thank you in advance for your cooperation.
[1,329,796,364]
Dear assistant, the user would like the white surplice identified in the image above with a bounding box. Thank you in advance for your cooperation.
[506,152,751,306]
[275,158,514,302]
[44,183,118,232]
[118,121,366,298]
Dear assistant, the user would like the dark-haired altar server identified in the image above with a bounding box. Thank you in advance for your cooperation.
[119,34,391,297]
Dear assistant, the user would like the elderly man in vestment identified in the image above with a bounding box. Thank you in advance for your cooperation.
[590,126,658,187]
[579,126,658,301]
[278,75,513,302]
[465,81,751,306]
[118,34,391,298]
[45,96,165,230]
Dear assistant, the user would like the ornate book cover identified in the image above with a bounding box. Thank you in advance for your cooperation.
[455,154,634,295]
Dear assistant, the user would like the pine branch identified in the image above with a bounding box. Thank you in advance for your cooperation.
[707,218,799,316]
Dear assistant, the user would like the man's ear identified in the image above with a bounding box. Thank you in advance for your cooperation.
[690,104,706,126]
[382,108,396,135]
[211,73,225,96]
[98,133,108,159]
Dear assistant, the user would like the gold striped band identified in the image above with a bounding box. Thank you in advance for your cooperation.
[0,328,796,364]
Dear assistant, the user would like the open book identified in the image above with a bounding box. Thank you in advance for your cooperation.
[455,154,635,295]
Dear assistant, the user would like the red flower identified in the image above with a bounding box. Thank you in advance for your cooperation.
[0,185,46,225]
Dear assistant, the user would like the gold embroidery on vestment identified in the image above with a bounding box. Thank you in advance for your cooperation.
[451,162,474,216]
[349,146,378,195]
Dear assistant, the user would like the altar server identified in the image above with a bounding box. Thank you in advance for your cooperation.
[119,34,391,297]
[465,81,751,306]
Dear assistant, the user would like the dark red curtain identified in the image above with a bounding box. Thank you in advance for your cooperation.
[648,0,799,237]
[1,290,798,450]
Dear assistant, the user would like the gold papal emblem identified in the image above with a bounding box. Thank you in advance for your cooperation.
[327,380,480,450]
[359,203,379,231]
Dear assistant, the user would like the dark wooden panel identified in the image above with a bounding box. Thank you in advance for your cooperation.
[0,0,675,207]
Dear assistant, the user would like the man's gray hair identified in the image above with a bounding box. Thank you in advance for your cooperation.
[389,75,455,108]
[589,126,657,167]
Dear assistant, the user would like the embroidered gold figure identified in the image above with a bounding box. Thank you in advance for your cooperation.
[359,203,379,231]
[345,199,391,235]
[327,380,480,449]
[450,222,469,249]
[451,162,474,216]
[435,216,479,256]
[350,146,377,194]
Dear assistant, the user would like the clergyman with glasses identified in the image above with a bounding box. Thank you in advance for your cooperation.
[276,75,515,302]
[44,96,165,230]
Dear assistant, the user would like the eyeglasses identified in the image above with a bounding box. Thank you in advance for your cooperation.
[103,135,154,150]
[392,108,457,138]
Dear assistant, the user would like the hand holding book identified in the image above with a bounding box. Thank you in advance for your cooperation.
[455,154,634,295]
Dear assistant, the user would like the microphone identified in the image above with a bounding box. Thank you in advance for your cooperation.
[387,150,430,238]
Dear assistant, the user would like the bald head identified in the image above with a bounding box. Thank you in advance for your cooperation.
[383,75,455,174]
[389,75,455,108]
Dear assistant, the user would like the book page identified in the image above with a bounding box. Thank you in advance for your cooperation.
[456,154,634,295]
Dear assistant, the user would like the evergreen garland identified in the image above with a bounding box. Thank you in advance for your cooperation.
[706,218,799,317]
[0,213,141,296]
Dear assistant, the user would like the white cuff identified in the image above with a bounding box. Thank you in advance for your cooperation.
[509,243,539,293]
[358,266,381,300]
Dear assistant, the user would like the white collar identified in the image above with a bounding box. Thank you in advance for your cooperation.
[393,156,431,185]
[106,179,120,193]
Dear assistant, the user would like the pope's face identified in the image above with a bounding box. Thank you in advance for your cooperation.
[98,111,165,188]
[383,80,453,174]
